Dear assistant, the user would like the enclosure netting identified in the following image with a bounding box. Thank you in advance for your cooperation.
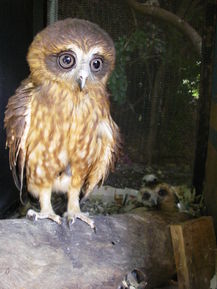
[57,0,204,185]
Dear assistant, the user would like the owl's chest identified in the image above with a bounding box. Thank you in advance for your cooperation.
[27,97,70,147]
[27,94,106,156]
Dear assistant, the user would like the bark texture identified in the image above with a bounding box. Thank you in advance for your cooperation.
[0,210,190,289]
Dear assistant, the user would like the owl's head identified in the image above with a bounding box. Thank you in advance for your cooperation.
[139,183,179,212]
[27,18,115,90]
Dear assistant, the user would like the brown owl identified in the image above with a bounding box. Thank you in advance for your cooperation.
[4,18,121,229]
[139,183,179,212]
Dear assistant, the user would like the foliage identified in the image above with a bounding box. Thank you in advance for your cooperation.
[108,24,165,104]
[176,185,205,217]
[106,0,203,165]
[108,19,200,105]
[181,62,201,99]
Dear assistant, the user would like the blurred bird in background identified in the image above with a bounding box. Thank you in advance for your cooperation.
[138,182,179,212]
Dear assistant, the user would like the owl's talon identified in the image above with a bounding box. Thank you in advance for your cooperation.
[26,209,38,221]
[65,212,95,230]
[26,209,61,224]
[68,218,75,231]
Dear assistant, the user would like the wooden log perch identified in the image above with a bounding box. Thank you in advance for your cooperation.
[0,210,190,289]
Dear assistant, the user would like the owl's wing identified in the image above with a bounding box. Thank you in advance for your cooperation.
[81,118,122,200]
[4,78,34,196]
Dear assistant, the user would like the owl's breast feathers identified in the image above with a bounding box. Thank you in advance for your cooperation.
[4,79,121,196]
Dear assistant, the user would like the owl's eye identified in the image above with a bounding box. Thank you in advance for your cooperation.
[158,189,168,197]
[90,57,103,72]
[142,191,151,201]
[58,52,76,69]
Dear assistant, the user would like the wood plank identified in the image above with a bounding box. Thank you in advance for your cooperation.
[170,216,216,289]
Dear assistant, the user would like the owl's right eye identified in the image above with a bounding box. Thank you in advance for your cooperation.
[58,52,76,69]
[142,192,151,201]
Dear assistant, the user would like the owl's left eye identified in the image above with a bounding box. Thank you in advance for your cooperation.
[90,57,103,72]
[58,52,76,69]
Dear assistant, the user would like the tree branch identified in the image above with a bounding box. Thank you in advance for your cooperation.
[127,0,202,55]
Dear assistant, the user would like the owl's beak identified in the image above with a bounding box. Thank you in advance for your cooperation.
[77,74,87,91]
[151,196,158,207]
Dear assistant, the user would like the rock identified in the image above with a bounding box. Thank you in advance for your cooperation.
[0,210,189,289]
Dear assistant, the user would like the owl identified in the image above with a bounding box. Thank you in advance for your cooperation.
[4,18,121,229]
[138,183,179,212]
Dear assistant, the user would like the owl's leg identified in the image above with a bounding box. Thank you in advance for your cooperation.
[26,188,61,224]
[64,188,95,230]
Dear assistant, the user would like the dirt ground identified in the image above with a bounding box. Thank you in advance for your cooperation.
[105,160,193,190]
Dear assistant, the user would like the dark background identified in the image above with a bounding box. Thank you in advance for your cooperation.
[0,0,45,216]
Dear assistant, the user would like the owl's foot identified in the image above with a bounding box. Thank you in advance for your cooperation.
[64,211,95,230]
[26,209,61,224]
